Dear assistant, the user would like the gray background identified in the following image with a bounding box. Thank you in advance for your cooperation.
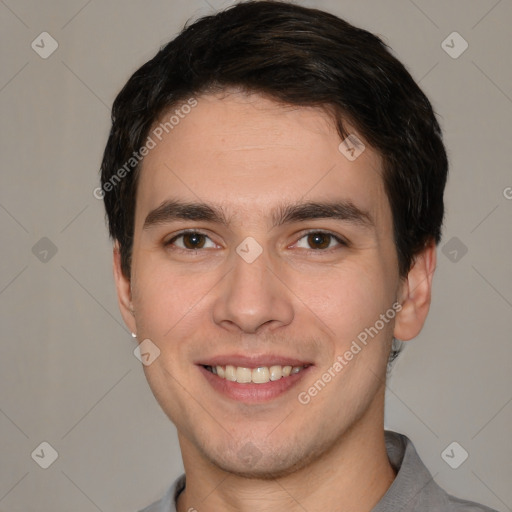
[1,0,511,511]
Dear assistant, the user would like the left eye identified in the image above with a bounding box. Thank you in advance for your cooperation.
[295,232,344,250]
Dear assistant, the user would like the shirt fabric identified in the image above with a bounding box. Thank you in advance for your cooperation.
[139,430,497,512]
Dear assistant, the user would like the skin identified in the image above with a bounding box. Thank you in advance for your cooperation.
[113,91,436,512]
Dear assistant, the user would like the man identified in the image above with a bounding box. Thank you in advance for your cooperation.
[99,2,497,511]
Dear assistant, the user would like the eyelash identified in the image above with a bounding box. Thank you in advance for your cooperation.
[164,229,348,252]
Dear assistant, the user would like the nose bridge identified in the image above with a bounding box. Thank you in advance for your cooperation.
[232,252,265,294]
[212,243,294,333]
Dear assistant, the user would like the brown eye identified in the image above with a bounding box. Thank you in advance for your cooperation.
[307,232,332,249]
[182,233,206,249]
[294,231,346,251]
[167,232,216,250]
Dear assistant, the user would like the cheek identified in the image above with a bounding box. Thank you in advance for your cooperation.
[130,253,220,336]
[290,260,395,342]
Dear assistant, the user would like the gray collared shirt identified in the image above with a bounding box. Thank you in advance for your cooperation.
[139,430,497,512]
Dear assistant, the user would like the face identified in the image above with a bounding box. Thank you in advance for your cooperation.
[114,91,433,478]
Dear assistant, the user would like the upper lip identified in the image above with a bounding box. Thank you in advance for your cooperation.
[196,354,312,368]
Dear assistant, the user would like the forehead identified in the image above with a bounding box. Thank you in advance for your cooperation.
[135,91,388,229]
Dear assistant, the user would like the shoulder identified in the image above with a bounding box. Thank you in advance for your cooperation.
[136,474,185,512]
[443,492,499,512]
[379,431,498,512]
[396,472,499,512]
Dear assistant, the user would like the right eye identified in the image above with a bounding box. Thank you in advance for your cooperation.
[165,231,217,251]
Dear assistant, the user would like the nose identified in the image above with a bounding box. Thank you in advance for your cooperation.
[211,248,294,334]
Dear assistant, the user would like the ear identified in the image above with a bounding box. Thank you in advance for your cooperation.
[394,240,437,341]
[112,241,137,334]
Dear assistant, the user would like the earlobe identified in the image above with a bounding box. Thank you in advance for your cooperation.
[113,241,137,333]
[394,240,437,342]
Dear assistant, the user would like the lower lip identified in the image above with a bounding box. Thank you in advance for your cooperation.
[198,365,313,403]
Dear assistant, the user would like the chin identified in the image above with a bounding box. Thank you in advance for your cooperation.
[208,452,308,480]
[199,434,326,480]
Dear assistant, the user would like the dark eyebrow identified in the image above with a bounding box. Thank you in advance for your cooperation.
[143,199,373,231]
[272,201,374,228]
[143,200,229,230]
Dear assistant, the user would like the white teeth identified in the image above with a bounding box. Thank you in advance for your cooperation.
[208,364,306,384]
[225,365,237,381]
[282,366,292,377]
[252,367,270,383]
[236,367,252,383]
[269,365,282,381]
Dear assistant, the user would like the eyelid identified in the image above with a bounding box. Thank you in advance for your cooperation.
[164,229,219,248]
[291,229,349,249]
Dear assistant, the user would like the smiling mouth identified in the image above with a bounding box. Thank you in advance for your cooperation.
[202,364,311,384]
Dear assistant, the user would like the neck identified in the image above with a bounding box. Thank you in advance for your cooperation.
[176,390,395,512]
